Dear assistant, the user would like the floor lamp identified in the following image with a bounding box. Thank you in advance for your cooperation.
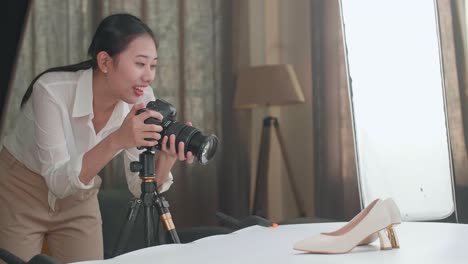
[234,64,307,218]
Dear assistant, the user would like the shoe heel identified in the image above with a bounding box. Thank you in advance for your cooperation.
[377,229,392,250]
[387,225,400,248]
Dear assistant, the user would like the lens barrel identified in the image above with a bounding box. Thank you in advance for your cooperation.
[188,133,218,165]
[139,99,219,165]
[162,121,218,164]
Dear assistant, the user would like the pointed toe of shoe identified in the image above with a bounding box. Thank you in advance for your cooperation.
[293,234,347,254]
[293,235,322,252]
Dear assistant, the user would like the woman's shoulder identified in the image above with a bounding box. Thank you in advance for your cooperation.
[36,69,86,87]
[32,69,90,105]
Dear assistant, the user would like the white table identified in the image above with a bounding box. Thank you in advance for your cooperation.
[74,222,468,264]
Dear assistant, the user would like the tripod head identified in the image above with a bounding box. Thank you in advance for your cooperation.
[130,146,156,181]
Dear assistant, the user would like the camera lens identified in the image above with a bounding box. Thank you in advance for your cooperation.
[171,124,218,165]
[199,136,218,164]
[140,100,219,165]
[187,132,218,165]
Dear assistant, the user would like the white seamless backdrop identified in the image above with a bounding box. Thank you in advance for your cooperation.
[340,0,456,221]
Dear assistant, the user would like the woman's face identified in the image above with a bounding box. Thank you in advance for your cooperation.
[108,35,158,104]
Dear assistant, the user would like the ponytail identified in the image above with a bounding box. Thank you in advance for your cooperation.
[20,59,93,108]
[21,13,158,108]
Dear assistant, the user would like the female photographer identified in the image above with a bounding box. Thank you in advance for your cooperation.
[0,13,193,263]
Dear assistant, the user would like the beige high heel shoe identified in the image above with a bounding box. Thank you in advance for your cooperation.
[358,198,401,249]
[293,199,396,254]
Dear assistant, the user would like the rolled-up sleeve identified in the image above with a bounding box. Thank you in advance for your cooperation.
[123,148,173,198]
[32,81,94,199]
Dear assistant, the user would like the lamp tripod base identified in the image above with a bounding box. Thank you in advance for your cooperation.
[252,116,306,218]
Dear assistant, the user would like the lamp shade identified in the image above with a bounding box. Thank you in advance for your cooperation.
[234,64,305,109]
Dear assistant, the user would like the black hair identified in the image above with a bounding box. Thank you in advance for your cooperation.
[20,13,158,108]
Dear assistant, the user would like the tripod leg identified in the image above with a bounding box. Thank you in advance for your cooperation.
[154,191,180,244]
[113,199,142,257]
[155,209,168,245]
[144,204,156,247]
[161,213,180,243]
[139,180,158,247]
[274,120,307,217]
[252,117,272,217]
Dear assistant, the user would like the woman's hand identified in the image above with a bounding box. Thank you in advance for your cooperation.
[114,103,164,149]
[160,122,194,164]
[154,121,194,188]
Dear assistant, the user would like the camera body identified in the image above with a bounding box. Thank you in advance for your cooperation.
[136,99,218,165]
[145,99,177,124]
[137,99,176,150]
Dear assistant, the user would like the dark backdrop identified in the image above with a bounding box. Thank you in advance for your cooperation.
[0,0,31,132]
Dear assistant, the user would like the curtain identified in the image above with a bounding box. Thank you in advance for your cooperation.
[217,0,255,220]
[311,0,360,221]
[312,0,468,222]
[1,0,229,228]
[439,0,468,223]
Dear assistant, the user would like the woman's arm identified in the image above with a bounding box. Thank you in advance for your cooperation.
[154,147,177,188]
[33,81,163,198]
[79,103,164,184]
[155,131,194,184]
[78,132,120,185]
[33,81,94,198]
[122,119,194,197]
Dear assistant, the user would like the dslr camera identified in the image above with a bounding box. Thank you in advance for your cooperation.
[136,99,218,165]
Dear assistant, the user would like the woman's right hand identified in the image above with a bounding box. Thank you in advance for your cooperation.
[114,103,164,149]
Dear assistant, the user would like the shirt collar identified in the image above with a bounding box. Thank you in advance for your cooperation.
[109,99,128,127]
[72,68,94,118]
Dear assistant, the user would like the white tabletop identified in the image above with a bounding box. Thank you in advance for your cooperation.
[74,222,468,264]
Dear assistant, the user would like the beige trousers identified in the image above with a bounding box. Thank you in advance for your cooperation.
[0,148,103,263]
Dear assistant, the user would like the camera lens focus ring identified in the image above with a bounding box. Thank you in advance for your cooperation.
[176,126,200,153]
[164,122,186,148]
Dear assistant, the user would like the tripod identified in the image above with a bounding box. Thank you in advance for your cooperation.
[252,116,306,218]
[112,147,180,257]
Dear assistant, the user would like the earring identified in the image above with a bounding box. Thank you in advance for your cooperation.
[103,69,107,74]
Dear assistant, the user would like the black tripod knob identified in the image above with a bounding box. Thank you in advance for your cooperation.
[130,161,142,172]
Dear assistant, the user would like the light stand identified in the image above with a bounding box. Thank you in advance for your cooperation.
[112,147,180,257]
[252,116,306,218]
[234,64,307,219]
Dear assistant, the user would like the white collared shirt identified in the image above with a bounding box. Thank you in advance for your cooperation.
[3,68,173,209]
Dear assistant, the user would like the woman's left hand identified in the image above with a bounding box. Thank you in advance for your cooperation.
[160,122,194,164]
